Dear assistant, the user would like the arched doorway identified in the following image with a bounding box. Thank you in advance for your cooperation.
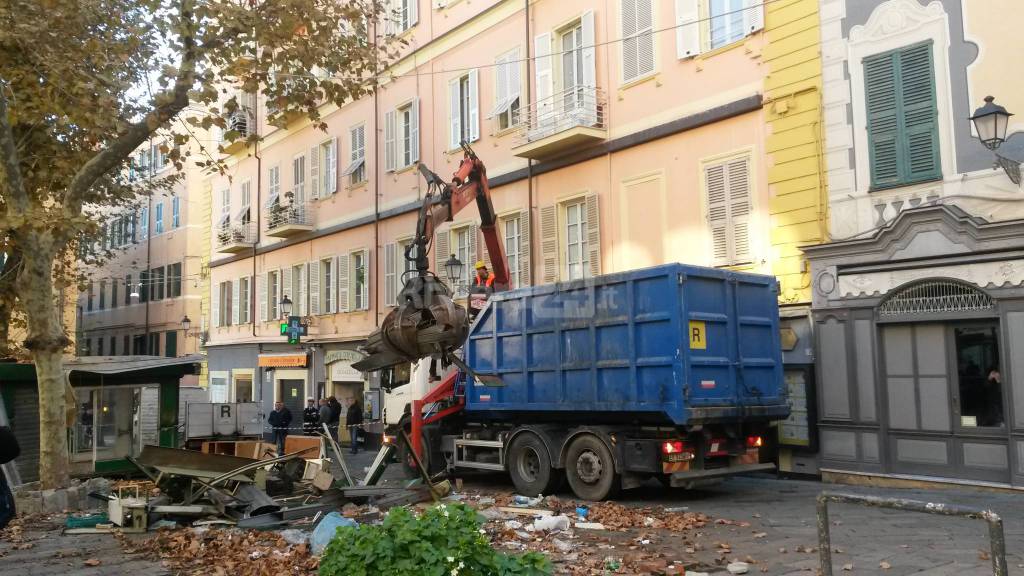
[876,279,1008,483]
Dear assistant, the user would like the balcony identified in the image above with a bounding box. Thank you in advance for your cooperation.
[220,106,255,154]
[216,218,255,254]
[266,196,313,238]
[512,87,607,160]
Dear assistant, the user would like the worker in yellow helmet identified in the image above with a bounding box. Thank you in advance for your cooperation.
[472,260,495,294]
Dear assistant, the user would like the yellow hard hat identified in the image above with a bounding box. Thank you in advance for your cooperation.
[474,260,486,269]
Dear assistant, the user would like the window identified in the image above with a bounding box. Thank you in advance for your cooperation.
[124,274,132,305]
[561,23,584,110]
[167,262,182,298]
[171,196,180,228]
[150,266,165,300]
[492,49,522,131]
[87,282,94,311]
[219,280,233,326]
[864,42,941,189]
[704,155,752,265]
[319,140,337,195]
[83,338,91,356]
[154,202,164,234]
[293,155,307,203]
[504,216,521,289]
[388,0,417,34]
[109,336,117,356]
[139,271,148,302]
[148,332,160,356]
[621,0,655,82]
[152,142,167,172]
[238,276,251,324]
[385,100,419,171]
[709,0,744,49]
[123,335,130,356]
[390,239,415,305]
[97,338,104,356]
[128,210,136,243]
[343,125,367,186]
[352,251,368,310]
[565,201,589,281]
[449,70,479,149]
[267,165,281,207]
[954,325,1004,428]
[164,331,177,357]
[239,180,251,225]
[98,281,106,310]
[268,271,280,320]
[111,280,118,309]
[454,227,472,296]
[321,257,334,313]
[133,335,145,355]
[139,206,149,238]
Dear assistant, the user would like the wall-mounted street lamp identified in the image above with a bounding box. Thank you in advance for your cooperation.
[970,96,1012,151]
[129,282,141,300]
[280,295,293,318]
[443,254,463,286]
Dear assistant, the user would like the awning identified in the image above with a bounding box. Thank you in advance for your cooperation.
[64,354,206,375]
[488,93,519,118]
[341,156,365,177]
[258,353,307,368]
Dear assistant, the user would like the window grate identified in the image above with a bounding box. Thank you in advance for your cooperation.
[878,280,993,316]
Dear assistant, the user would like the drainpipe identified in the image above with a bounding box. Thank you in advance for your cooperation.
[144,142,153,354]
[524,0,534,285]
[373,1,381,327]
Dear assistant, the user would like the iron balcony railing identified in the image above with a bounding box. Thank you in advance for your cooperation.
[265,196,314,231]
[215,217,256,248]
[515,86,606,146]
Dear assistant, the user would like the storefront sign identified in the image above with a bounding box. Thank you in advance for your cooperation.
[325,349,366,382]
[258,353,308,367]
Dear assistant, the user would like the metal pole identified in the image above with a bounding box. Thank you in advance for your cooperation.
[816,493,833,576]
[985,511,1007,576]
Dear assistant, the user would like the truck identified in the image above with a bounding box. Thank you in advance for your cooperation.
[359,145,789,500]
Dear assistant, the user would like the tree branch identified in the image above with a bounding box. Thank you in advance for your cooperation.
[0,79,29,218]
[63,0,198,215]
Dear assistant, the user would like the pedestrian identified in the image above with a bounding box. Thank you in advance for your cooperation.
[267,401,292,456]
[318,398,333,438]
[327,396,342,440]
[0,425,20,529]
[302,398,319,435]
[346,396,364,454]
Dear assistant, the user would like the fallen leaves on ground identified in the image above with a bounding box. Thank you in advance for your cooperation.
[118,528,318,576]
[841,563,853,571]
[83,558,101,566]
[880,560,892,570]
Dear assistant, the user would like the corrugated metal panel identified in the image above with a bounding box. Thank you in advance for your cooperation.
[11,385,40,483]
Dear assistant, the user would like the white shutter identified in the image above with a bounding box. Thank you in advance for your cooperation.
[540,205,558,284]
[449,78,461,150]
[676,0,701,59]
[385,243,397,305]
[309,260,321,315]
[361,249,371,310]
[329,256,339,314]
[231,280,240,325]
[408,0,418,27]
[468,69,479,142]
[328,137,338,194]
[581,11,597,124]
[258,273,268,323]
[212,281,221,328]
[637,0,655,77]
[435,225,450,273]
[534,33,553,119]
[586,194,601,277]
[705,163,729,265]
[491,54,509,118]
[310,145,320,199]
[743,0,764,34]
[621,0,638,82]
[519,209,531,287]
[276,268,284,317]
[282,264,293,306]
[480,226,492,271]
[469,224,479,271]
[384,109,397,171]
[728,157,752,261]
[299,263,309,316]
[509,49,522,104]
[410,98,420,163]
[338,253,350,313]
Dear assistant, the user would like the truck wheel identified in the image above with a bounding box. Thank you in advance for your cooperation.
[507,434,559,496]
[398,431,430,479]
[565,435,620,501]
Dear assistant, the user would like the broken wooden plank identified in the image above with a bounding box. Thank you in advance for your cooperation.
[497,507,553,517]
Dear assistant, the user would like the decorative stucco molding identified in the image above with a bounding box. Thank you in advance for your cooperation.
[838,258,1024,298]
[849,0,946,44]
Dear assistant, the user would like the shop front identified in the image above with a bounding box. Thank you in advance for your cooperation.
[806,206,1024,488]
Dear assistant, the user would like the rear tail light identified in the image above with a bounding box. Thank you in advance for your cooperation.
[747,435,764,448]
[662,441,685,455]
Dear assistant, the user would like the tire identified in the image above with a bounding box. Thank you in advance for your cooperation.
[397,429,431,479]
[507,433,559,496]
[564,434,620,501]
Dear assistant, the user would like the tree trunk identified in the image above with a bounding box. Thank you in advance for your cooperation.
[18,233,71,489]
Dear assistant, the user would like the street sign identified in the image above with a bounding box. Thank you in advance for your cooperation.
[280,315,308,344]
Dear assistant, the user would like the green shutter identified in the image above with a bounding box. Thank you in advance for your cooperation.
[864,41,940,189]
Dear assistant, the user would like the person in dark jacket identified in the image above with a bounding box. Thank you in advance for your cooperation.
[317,398,333,438]
[327,396,342,440]
[0,426,20,529]
[345,396,364,454]
[302,398,319,435]
[267,401,293,455]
